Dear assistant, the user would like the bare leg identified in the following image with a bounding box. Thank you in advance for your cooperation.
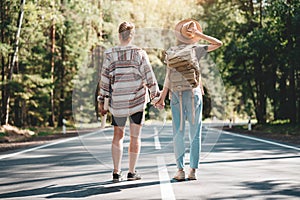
[112,126,125,173]
[128,123,142,173]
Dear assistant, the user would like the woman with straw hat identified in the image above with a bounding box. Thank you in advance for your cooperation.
[156,19,222,181]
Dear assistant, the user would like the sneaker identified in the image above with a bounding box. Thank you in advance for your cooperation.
[188,170,197,180]
[112,171,123,183]
[173,170,185,181]
[127,171,142,181]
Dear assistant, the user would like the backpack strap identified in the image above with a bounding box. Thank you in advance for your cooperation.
[179,91,183,131]
[191,92,195,124]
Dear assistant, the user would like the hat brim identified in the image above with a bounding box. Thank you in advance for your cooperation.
[174,19,202,44]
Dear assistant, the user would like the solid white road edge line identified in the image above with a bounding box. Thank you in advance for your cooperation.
[0,129,106,160]
[221,130,300,151]
[0,137,77,160]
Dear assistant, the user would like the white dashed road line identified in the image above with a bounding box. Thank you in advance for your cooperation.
[154,127,176,200]
[154,127,162,150]
[157,156,176,200]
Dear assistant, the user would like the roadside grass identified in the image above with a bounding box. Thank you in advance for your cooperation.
[231,121,300,136]
[255,124,300,136]
[33,126,77,137]
[0,126,77,139]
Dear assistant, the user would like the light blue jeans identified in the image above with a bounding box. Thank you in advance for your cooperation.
[170,88,203,169]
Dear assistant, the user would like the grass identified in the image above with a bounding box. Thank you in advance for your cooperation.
[35,131,54,137]
[254,123,300,136]
[232,122,300,136]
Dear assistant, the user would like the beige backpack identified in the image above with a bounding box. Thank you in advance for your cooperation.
[166,45,206,130]
[166,45,202,92]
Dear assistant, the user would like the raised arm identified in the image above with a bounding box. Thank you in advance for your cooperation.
[196,32,223,52]
[185,25,223,52]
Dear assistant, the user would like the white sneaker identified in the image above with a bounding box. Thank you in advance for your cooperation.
[188,170,197,180]
[173,170,185,181]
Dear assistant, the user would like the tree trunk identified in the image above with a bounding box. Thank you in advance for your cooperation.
[278,71,289,119]
[255,80,267,124]
[1,0,6,125]
[58,0,65,127]
[259,0,263,27]
[286,0,297,124]
[297,70,300,123]
[244,0,268,124]
[3,0,26,125]
[58,35,65,127]
[49,17,55,127]
[14,97,22,127]
[288,66,296,123]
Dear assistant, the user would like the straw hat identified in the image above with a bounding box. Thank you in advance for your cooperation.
[174,19,203,44]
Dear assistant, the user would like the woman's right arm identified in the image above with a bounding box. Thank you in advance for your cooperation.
[155,68,170,109]
[196,32,223,52]
[140,50,160,98]
[185,26,223,52]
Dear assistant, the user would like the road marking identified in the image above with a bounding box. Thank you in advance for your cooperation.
[157,156,176,200]
[154,127,161,150]
[222,130,300,151]
[0,137,78,160]
[154,127,175,200]
[0,130,104,160]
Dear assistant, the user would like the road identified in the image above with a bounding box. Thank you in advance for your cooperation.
[0,122,299,200]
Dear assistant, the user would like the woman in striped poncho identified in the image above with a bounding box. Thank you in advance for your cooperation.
[98,22,160,182]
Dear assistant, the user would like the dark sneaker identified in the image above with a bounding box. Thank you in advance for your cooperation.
[112,171,123,183]
[127,171,142,181]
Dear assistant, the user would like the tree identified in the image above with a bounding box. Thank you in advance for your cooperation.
[199,0,300,124]
[1,0,26,125]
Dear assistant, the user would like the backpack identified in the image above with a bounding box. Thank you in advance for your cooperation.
[165,44,205,131]
[166,45,201,92]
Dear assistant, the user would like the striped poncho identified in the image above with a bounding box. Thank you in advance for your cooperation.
[99,45,159,117]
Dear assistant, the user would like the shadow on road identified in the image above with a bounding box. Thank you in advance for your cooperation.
[207,180,300,200]
[0,180,163,199]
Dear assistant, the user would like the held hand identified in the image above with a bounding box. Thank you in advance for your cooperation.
[150,90,161,106]
[101,110,108,116]
[155,98,165,110]
[151,96,160,105]
[99,103,108,116]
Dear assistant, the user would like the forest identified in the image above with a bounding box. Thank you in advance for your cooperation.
[1,0,299,129]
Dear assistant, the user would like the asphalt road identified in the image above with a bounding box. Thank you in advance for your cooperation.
[0,122,299,200]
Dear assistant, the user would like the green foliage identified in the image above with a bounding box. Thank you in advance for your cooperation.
[197,0,300,123]
[1,0,299,127]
